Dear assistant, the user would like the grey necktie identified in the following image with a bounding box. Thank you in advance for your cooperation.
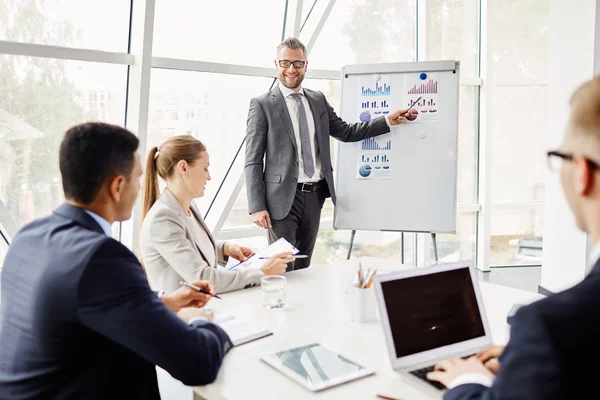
[290,93,315,178]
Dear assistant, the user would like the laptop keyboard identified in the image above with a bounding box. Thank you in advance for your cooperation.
[410,366,445,390]
[409,354,476,391]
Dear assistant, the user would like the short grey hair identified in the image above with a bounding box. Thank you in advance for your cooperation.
[276,37,306,58]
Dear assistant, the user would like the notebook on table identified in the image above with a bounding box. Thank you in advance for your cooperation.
[211,311,272,346]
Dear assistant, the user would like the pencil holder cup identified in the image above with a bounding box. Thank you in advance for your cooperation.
[347,286,377,323]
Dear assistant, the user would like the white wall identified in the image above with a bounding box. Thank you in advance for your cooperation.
[542,0,600,293]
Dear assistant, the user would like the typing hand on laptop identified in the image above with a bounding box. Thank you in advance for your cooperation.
[476,344,504,373]
[372,261,495,394]
[408,353,475,390]
[426,356,494,389]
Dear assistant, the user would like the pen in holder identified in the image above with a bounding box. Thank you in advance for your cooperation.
[347,286,377,322]
[347,264,378,323]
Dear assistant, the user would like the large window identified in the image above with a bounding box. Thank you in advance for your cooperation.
[304,0,416,70]
[456,86,479,204]
[489,0,548,266]
[0,0,552,273]
[0,54,127,229]
[424,0,479,81]
[153,0,285,67]
[0,0,130,52]
[424,0,479,205]
[0,238,7,268]
[146,69,274,215]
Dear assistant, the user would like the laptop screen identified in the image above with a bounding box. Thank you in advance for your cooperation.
[381,267,485,358]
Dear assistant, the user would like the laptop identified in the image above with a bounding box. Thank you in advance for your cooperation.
[373,261,491,394]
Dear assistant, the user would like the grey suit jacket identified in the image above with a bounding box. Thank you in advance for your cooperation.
[140,189,263,294]
[245,86,390,220]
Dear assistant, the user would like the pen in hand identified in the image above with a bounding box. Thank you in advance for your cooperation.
[259,254,307,259]
[179,281,222,300]
[406,96,422,112]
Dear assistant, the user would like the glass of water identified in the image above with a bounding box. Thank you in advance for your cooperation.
[261,275,287,309]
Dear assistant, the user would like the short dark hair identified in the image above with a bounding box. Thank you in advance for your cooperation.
[59,122,139,204]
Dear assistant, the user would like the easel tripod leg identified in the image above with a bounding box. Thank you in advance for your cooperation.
[347,230,357,260]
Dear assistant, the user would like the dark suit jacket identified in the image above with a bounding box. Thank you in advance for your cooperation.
[0,204,232,400]
[445,261,600,400]
[245,86,390,220]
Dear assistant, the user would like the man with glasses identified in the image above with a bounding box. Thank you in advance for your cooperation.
[427,76,600,399]
[245,37,414,270]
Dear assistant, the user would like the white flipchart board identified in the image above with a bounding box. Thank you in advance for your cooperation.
[333,61,459,233]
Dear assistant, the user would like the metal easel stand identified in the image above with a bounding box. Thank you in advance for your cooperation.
[346,230,357,260]
[346,230,439,264]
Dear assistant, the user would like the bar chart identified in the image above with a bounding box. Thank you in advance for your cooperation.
[407,79,438,94]
[361,137,391,151]
[405,73,441,122]
[361,154,388,163]
[361,82,391,97]
[408,98,436,108]
[357,133,393,180]
[361,100,390,109]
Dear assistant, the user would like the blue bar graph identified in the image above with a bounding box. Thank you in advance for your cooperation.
[362,100,389,109]
[361,82,391,97]
[361,137,392,151]
[361,154,389,163]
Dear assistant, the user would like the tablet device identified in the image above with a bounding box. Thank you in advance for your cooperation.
[261,342,374,392]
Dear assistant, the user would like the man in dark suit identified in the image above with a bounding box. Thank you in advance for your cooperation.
[0,123,232,399]
[245,37,414,270]
[427,76,600,399]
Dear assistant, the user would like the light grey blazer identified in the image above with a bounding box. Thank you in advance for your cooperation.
[244,86,390,220]
[140,189,263,294]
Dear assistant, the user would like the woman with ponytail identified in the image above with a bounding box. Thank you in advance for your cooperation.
[141,135,292,294]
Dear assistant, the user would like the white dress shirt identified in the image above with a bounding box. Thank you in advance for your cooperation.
[279,82,323,183]
[84,209,112,237]
[279,83,394,184]
[447,372,494,390]
[587,240,600,271]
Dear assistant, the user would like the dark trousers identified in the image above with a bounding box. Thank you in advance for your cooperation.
[268,183,327,271]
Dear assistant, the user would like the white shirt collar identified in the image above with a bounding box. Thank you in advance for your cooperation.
[84,209,113,237]
[278,82,304,97]
[588,240,600,270]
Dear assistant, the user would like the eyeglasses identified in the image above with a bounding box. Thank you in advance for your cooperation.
[547,150,600,172]
[278,59,306,69]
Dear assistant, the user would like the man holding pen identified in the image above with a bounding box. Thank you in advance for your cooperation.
[0,123,231,399]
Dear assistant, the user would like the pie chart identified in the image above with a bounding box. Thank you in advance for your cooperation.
[359,165,372,177]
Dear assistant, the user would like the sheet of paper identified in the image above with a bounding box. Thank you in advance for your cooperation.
[404,72,440,123]
[356,74,394,180]
[227,237,299,271]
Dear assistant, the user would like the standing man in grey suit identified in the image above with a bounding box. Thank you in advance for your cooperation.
[245,37,414,270]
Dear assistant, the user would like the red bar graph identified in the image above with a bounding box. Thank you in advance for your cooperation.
[407,98,436,107]
[408,80,438,94]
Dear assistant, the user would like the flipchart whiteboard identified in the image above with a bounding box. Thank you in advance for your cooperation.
[333,61,459,233]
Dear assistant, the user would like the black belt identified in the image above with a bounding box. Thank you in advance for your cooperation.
[297,181,322,192]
